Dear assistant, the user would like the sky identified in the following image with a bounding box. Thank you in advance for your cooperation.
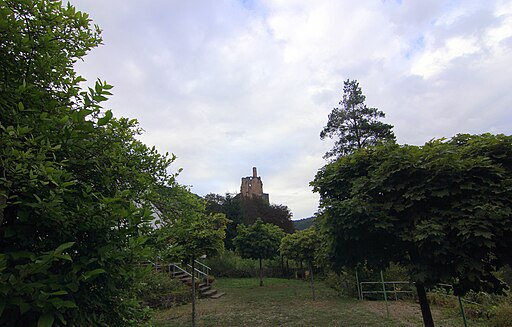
[70,0,512,220]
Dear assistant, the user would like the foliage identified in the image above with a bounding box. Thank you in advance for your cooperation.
[490,303,512,327]
[312,133,512,325]
[153,186,228,262]
[204,193,294,249]
[323,270,358,298]
[204,193,243,250]
[234,218,284,285]
[280,227,320,264]
[288,226,326,302]
[0,1,179,325]
[320,79,395,160]
[234,219,284,262]
[428,287,511,321]
[205,251,259,278]
[204,250,287,278]
[293,216,316,231]
[240,197,294,233]
[137,269,190,309]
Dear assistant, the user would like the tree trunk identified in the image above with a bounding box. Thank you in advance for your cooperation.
[191,255,196,327]
[416,283,434,327]
[308,260,315,301]
[0,192,5,226]
[286,259,289,279]
[259,258,263,287]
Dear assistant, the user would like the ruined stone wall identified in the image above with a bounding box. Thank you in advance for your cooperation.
[240,167,269,204]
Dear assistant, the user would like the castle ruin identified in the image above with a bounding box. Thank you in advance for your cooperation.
[240,167,269,204]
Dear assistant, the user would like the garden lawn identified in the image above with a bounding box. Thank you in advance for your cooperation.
[152,278,488,326]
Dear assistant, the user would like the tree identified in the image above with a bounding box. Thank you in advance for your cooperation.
[312,134,512,326]
[153,186,228,261]
[0,1,179,325]
[155,185,227,327]
[234,218,284,286]
[204,193,294,249]
[240,197,294,233]
[320,79,395,160]
[280,228,321,300]
[204,193,243,250]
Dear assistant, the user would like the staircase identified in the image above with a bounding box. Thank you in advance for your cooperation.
[169,261,225,299]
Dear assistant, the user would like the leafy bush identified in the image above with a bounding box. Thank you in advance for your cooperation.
[0,1,178,325]
[324,263,411,300]
[427,287,458,307]
[323,271,358,298]
[205,251,286,278]
[206,251,258,277]
[138,270,190,309]
[490,304,512,327]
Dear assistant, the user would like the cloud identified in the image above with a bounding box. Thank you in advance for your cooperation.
[71,0,512,219]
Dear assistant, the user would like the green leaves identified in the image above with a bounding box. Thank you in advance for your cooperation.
[0,1,176,325]
[37,313,54,327]
[320,79,395,160]
[97,110,112,126]
[234,218,284,261]
[280,227,320,263]
[80,268,106,281]
[314,133,512,296]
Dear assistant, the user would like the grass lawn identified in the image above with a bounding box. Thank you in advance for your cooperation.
[152,278,488,326]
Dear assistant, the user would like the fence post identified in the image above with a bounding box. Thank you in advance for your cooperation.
[355,268,362,300]
[458,296,468,327]
[380,270,390,318]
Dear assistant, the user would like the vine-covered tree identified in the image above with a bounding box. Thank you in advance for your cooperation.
[320,79,395,160]
[234,218,284,286]
[312,134,512,327]
[280,228,321,300]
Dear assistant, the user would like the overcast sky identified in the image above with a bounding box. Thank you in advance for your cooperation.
[70,0,512,220]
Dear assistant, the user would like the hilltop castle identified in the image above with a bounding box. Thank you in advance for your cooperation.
[240,167,269,204]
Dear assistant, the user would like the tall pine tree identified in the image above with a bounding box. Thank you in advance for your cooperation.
[320,79,395,160]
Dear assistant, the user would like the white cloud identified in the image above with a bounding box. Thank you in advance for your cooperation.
[71,0,512,219]
[411,36,479,78]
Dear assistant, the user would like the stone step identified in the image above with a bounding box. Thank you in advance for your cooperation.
[209,292,226,299]
[201,289,218,297]
[198,285,211,292]
[173,272,189,278]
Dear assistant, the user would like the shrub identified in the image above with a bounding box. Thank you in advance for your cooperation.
[138,270,191,309]
[490,304,512,327]
[205,251,287,278]
[427,287,458,307]
[323,270,359,298]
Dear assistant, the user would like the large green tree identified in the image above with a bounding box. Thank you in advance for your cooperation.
[312,134,512,326]
[204,193,294,249]
[204,193,243,250]
[0,1,179,325]
[234,218,284,286]
[320,79,395,160]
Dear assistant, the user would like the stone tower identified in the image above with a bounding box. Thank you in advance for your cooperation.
[240,167,269,204]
